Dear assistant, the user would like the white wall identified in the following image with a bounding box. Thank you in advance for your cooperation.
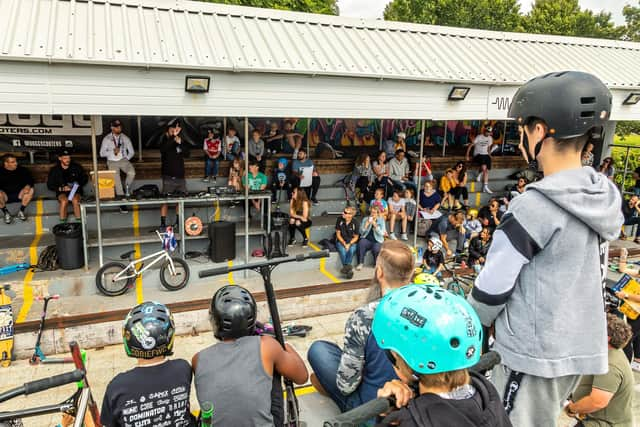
[0,61,638,121]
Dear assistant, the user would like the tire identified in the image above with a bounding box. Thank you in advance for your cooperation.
[95,262,134,296]
[159,257,190,291]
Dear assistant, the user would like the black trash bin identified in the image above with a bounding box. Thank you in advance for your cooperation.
[52,223,84,270]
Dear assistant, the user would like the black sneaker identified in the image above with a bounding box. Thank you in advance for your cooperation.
[311,198,319,205]
[302,238,309,247]
[346,267,354,280]
[119,205,129,214]
[288,238,296,246]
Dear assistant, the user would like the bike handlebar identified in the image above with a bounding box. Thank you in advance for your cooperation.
[199,250,330,278]
[323,351,501,426]
[0,369,85,403]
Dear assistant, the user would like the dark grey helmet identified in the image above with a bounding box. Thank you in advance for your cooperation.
[210,285,257,340]
[509,71,612,140]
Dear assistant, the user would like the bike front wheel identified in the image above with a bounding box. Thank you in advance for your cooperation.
[96,262,134,296]
[159,257,190,291]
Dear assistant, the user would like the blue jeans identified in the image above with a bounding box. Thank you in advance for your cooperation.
[357,238,381,265]
[336,242,357,266]
[624,216,640,237]
[307,341,360,412]
[205,157,219,177]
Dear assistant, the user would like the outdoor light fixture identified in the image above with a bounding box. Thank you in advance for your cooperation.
[448,86,470,101]
[623,92,640,105]
[185,75,210,93]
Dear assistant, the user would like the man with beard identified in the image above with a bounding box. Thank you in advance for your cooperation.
[47,150,88,222]
[306,240,414,412]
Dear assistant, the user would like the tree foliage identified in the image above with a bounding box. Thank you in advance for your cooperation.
[623,2,640,41]
[199,0,338,14]
[616,121,640,141]
[383,0,522,31]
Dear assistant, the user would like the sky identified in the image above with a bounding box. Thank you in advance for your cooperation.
[337,0,629,25]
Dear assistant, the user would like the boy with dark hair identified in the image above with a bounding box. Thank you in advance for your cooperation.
[372,284,511,427]
[291,148,321,204]
[468,71,624,426]
[101,301,196,427]
[193,286,308,427]
[0,154,34,223]
[249,129,266,171]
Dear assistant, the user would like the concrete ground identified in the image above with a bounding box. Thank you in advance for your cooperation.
[2,308,640,427]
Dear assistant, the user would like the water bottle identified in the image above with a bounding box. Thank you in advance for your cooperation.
[125,183,130,199]
[200,401,214,427]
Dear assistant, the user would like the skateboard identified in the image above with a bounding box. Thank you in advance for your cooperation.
[0,284,14,367]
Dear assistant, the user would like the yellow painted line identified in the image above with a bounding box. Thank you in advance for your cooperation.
[17,199,43,323]
[306,230,340,284]
[214,200,221,221]
[133,205,144,304]
[470,182,476,193]
[227,260,235,284]
[475,192,481,207]
[284,385,317,399]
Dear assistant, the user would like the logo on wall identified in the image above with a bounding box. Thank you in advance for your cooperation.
[491,97,512,111]
[0,114,101,152]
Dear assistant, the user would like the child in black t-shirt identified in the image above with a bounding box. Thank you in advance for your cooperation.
[270,157,292,203]
[100,302,196,427]
[421,236,444,278]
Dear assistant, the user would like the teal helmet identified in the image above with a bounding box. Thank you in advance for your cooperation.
[372,284,482,375]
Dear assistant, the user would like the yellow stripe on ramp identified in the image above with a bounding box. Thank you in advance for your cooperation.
[227,260,235,284]
[214,200,221,221]
[475,192,481,207]
[470,182,476,193]
[306,231,340,284]
[17,198,43,323]
[133,205,144,304]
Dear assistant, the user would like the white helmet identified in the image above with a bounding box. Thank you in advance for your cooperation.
[429,236,443,252]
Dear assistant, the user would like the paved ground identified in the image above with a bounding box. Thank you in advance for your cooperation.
[2,309,640,426]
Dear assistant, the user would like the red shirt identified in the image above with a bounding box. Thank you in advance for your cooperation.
[204,138,222,157]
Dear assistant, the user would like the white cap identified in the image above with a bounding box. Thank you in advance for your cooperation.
[397,132,406,140]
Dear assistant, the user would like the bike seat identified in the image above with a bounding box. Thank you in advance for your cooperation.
[120,250,136,260]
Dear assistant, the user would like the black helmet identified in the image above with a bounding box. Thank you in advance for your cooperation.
[509,71,611,140]
[123,301,175,359]
[211,285,257,340]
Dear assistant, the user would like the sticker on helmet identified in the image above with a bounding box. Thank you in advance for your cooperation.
[400,307,426,328]
[466,345,476,359]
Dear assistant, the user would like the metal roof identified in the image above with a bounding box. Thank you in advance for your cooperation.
[1,0,640,88]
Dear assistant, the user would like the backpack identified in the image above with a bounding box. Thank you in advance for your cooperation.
[36,245,59,271]
[132,184,160,199]
[417,218,432,237]
[263,228,288,259]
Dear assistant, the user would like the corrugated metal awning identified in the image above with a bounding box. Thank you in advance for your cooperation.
[1,0,640,88]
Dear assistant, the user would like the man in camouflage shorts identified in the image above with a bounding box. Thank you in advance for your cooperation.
[307,240,414,411]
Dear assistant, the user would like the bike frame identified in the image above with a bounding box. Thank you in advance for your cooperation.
[113,250,174,281]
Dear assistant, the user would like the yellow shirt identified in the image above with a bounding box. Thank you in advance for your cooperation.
[439,176,454,193]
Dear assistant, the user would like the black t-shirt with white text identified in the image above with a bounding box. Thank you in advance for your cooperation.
[100,359,196,427]
[335,217,359,243]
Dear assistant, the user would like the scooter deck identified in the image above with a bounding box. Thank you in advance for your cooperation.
[0,287,14,367]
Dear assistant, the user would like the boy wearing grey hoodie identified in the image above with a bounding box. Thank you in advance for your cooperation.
[468,71,624,427]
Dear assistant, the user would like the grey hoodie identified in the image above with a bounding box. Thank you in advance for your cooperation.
[469,166,623,378]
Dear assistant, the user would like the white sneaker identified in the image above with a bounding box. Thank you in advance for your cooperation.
[483,185,493,194]
[400,233,408,240]
[202,177,210,182]
[631,360,640,372]
[356,263,364,271]
[389,233,397,240]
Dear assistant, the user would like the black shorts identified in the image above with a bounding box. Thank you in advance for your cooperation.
[473,154,492,169]
[162,176,187,194]
[4,191,20,203]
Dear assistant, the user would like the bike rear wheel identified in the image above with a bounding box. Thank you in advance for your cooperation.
[95,262,134,296]
[159,257,190,291]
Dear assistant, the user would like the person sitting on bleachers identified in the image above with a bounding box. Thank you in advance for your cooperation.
[599,157,615,181]
[468,227,493,273]
[372,151,391,195]
[387,189,408,241]
[414,154,433,187]
[291,148,320,205]
[418,180,442,219]
[439,168,459,211]
[621,194,640,243]
[478,198,503,232]
[0,154,34,224]
[463,208,483,243]
[421,236,445,278]
[265,121,285,156]
[356,206,387,270]
[288,187,312,247]
[228,157,244,193]
[270,157,292,203]
[388,149,415,192]
[224,127,242,161]
[353,153,375,205]
[307,241,413,413]
[504,177,528,207]
[202,128,222,183]
[369,188,389,220]
[46,150,88,223]
[242,160,268,217]
[249,129,266,172]
[427,211,466,258]
[403,188,417,232]
[451,161,469,209]
[335,206,359,279]
[99,119,136,213]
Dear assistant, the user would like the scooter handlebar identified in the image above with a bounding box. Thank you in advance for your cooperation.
[199,250,331,278]
[35,294,60,301]
[23,369,85,395]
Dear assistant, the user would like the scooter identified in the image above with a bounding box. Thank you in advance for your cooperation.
[30,295,74,365]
